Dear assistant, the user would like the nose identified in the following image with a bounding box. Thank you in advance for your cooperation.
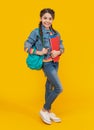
[46,19,50,22]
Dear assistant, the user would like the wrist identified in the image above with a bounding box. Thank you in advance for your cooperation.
[59,49,64,55]
[36,50,43,55]
[58,50,61,55]
[57,50,61,56]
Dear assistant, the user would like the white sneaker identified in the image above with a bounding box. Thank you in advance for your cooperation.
[49,112,61,122]
[39,110,51,125]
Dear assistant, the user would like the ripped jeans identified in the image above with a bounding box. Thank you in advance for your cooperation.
[42,61,63,110]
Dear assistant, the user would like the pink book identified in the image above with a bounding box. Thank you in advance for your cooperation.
[50,36,60,62]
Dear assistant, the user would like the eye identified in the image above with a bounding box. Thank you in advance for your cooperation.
[43,17,47,19]
[49,18,52,20]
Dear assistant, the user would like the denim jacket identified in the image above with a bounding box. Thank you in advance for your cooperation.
[24,25,64,60]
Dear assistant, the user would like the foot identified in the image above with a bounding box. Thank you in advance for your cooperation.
[49,112,61,122]
[39,110,51,125]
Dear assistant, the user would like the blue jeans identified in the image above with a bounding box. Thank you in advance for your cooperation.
[42,61,63,110]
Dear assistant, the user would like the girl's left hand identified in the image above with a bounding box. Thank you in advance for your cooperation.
[51,50,60,58]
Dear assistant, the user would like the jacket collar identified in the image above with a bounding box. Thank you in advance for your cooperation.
[42,25,56,35]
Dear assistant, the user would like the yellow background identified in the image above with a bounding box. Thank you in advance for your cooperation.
[0,0,94,130]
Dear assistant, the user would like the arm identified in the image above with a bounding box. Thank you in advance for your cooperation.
[24,29,38,54]
[24,29,49,55]
[59,40,64,55]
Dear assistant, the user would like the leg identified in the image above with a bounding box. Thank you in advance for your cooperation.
[40,61,63,124]
[43,61,63,110]
[45,79,53,102]
[44,61,59,108]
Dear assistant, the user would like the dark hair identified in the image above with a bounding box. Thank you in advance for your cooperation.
[40,8,55,19]
[39,8,56,42]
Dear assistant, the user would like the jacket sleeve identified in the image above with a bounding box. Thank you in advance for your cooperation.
[24,29,38,54]
[58,33,64,50]
[56,31,65,55]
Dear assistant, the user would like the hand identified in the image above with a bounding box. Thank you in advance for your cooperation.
[42,48,49,55]
[51,50,61,58]
[36,48,49,55]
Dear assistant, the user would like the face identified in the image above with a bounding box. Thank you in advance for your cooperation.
[40,13,53,30]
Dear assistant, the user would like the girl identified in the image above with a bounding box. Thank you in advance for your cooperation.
[24,8,64,125]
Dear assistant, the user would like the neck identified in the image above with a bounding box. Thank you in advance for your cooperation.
[42,25,51,30]
[45,28,50,30]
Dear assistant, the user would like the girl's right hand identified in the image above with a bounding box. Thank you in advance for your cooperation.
[36,48,49,55]
[42,48,49,55]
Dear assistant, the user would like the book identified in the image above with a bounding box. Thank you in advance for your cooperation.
[50,36,60,62]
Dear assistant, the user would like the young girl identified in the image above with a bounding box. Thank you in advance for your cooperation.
[24,8,64,125]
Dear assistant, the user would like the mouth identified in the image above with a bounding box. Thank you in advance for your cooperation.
[44,23,50,26]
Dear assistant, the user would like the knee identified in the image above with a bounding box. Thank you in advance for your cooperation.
[59,87,63,93]
[55,87,63,94]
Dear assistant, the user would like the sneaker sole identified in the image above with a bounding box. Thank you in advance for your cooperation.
[50,118,61,123]
[39,113,51,125]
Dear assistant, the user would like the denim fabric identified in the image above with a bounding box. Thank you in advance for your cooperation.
[42,61,63,110]
[24,25,64,60]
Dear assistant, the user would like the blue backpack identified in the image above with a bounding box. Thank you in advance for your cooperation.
[26,50,44,70]
[26,31,44,70]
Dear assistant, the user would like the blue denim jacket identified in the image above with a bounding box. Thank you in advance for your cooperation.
[24,25,64,60]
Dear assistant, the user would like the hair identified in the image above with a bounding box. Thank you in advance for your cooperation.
[39,8,57,42]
